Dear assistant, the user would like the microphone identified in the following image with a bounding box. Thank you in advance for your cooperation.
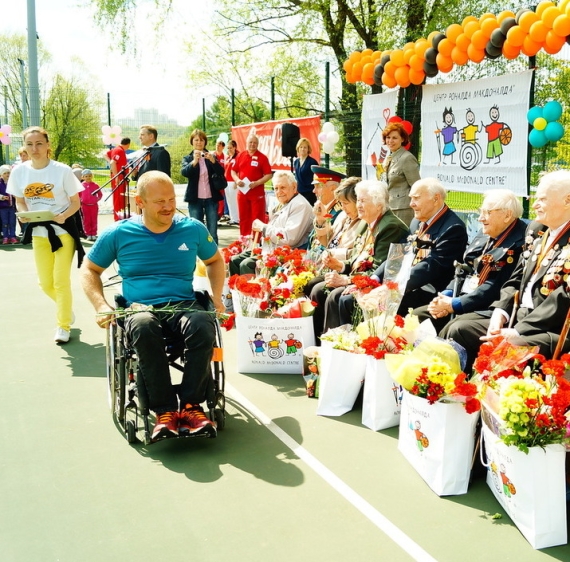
[454,261,473,275]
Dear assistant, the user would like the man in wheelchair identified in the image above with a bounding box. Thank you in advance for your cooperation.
[80,171,226,441]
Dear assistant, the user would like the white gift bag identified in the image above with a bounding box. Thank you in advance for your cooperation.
[481,417,567,549]
[317,347,366,416]
[362,356,402,431]
[236,315,315,374]
[398,390,479,496]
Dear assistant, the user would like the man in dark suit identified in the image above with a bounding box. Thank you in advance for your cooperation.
[415,189,527,333]
[338,177,468,325]
[134,125,171,179]
[446,170,570,371]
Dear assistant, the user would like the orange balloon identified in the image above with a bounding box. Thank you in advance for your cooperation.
[404,47,415,65]
[455,33,471,51]
[544,29,566,52]
[362,48,373,57]
[522,35,543,56]
[349,51,361,62]
[437,38,454,57]
[553,14,570,37]
[560,0,570,11]
[497,10,516,23]
[382,72,397,89]
[436,53,454,73]
[536,1,556,17]
[506,25,526,47]
[471,29,489,50]
[518,11,539,32]
[446,23,464,43]
[427,30,441,43]
[403,42,415,52]
[361,55,372,66]
[345,71,356,84]
[409,68,425,85]
[463,20,480,38]
[363,62,375,77]
[451,46,469,65]
[352,62,364,80]
[342,59,352,72]
[384,61,396,76]
[502,41,521,59]
[530,20,549,42]
[409,54,425,71]
[372,50,382,60]
[462,15,479,27]
[391,49,405,67]
[480,17,499,36]
[414,39,430,57]
[542,7,562,28]
[394,66,411,88]
[467,43,486,63]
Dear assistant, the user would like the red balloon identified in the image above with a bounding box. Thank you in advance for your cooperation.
[401,120,414,135]
[388,116,403,123]
[404,142,412,150]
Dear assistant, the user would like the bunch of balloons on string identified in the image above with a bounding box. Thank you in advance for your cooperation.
[527,100,565,148]
[343,0,570,90]
[318,122,340,154]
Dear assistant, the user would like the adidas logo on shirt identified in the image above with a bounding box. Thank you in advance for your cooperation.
[178,243,189,251]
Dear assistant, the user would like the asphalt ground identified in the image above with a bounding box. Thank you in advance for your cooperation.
[1,197,569,561]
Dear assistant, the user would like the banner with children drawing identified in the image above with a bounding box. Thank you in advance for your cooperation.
[361,90,399,181]
[235,316,315,374]
[420,70,532,197]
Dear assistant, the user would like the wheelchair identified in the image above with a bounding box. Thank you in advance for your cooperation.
[105,290,226,445]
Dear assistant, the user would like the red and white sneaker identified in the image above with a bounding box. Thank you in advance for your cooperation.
[151,411,179,441]
[178,404,217,437]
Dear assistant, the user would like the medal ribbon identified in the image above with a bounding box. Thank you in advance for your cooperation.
[532,222,570,275]
[477,219,518,285]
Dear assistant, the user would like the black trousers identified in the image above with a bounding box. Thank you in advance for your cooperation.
[124,301,215,413]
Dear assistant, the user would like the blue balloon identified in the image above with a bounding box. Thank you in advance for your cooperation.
[545,121,564,142]
[529,128,548,148]
[527,105,543,125]
[543,100,563,123]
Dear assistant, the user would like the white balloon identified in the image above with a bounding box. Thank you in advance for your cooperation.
[323,141,335,154]
[219,132,229,143]
[322,122,335,133]
[328,131,340,144]
[318,132,328,143]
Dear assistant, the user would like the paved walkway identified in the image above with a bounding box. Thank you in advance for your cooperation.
[0,211,568,561]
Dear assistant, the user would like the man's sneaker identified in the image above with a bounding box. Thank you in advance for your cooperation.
[2,238,7,245]
[151,411,179,441]
[9,238,18,244]
[179,404,217,437]
[54,327,70,344]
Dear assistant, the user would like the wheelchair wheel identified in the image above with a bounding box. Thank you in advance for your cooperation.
[106,324,126,424]
[126,420,137,444]
[214,408,225,430]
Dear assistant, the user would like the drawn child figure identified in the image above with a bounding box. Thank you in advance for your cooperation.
[284,333,299,354]
[462,108,481,144]
[413,420,429,451]
[79,169,103,241]
[499,464,516,498]
[439,107,458,165]
[483,105,507,164]
[268,334,281,351]
[251,332,266,356]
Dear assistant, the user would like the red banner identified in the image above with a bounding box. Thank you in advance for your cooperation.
[231,116,321,171]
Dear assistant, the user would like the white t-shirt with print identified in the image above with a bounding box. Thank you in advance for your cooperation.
[7,160,83,237]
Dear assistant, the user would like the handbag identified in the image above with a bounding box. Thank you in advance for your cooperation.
[210,170,228,191]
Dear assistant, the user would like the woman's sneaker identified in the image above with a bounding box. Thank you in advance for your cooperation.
[54,327,70,344]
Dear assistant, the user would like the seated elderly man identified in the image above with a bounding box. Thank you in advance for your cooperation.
[414,188,527,333]
[445,170,570,373]
[338,177,467,325]
[311,179,409,338]
[80,171,226,442]
[229,170,313,275]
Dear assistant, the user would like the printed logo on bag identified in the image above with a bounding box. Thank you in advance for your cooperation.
[489,462,517,498]
[178,243,189,251]
[247,331,303,361]
[410,420,430,451]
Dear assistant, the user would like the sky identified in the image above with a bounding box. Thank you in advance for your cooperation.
[8,0,215,125]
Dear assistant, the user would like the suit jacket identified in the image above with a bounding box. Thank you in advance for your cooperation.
[135,143,171,179]
[181,154,226,204]
[385,147,421,211]
[447,218,527,314]
[493,221,570,325]
[375,206,468,293]
[344,209,409,274]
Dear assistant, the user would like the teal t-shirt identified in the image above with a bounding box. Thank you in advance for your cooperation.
[88,215,218,305]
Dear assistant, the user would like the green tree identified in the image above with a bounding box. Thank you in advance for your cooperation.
[42,73,104,166]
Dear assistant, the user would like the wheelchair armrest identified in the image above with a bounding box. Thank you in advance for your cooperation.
[194,289,214,312]
[114,294,129,309]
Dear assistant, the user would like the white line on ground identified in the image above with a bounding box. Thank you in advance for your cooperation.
[227,382,438,562]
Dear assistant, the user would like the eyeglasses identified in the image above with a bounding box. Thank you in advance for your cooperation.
[478,208,503,217]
